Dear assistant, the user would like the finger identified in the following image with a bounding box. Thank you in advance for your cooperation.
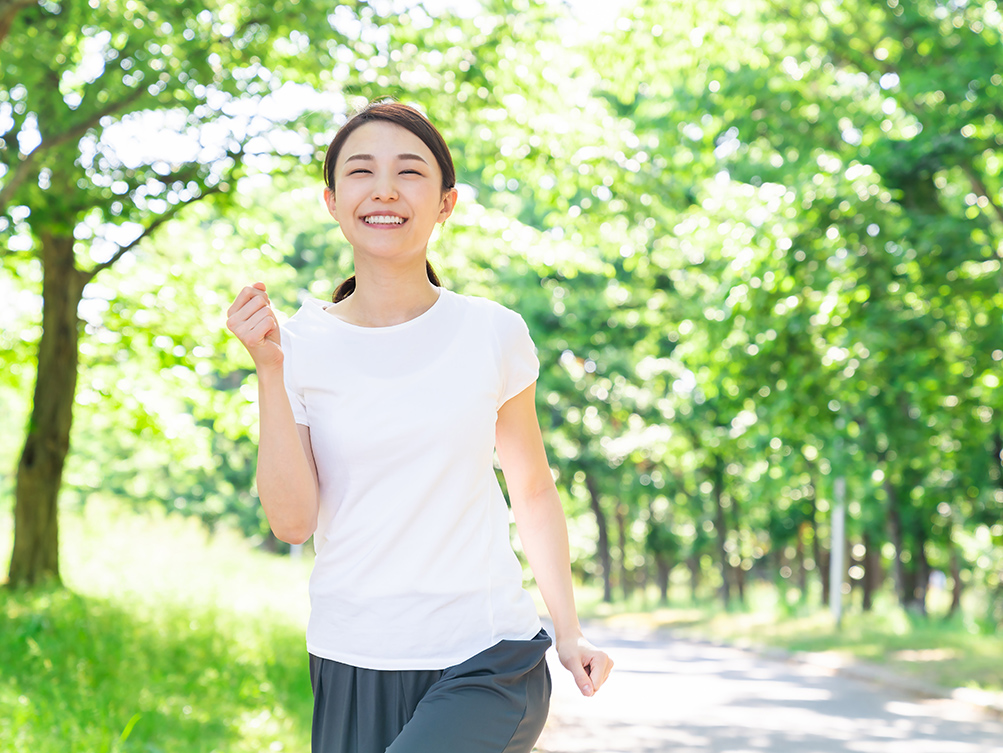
[600,655,614,687]
[228,305,271,344]
[227,285,263,317]
[589,655,612,691]
[246,317,276,345]
[229,294,270,331]
[251,281,272,304]
[569,659,594,697]
[227,284,270,316]
[243,308,277,344]
[577,650,610,693]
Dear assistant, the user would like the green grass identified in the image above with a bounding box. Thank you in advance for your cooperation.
[1,500,315,753]
[572,583,1003,694]
[3,501,1002,751]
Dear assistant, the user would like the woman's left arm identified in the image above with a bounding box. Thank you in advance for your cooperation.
[496,381,613,697]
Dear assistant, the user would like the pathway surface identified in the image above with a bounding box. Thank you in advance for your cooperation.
[536,622,1003,753]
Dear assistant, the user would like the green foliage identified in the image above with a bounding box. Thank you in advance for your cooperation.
[0,502,314,752]
[1,589,310,752]
[2,0,1001,620]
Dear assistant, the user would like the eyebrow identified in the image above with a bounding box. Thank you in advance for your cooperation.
[344,153,429,164]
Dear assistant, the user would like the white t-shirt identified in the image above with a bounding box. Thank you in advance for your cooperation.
[279,288,543,670]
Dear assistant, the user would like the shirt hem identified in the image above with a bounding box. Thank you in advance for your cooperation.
[305,618,543,671]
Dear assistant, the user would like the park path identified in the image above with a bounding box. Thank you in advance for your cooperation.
[535,621,1003,753]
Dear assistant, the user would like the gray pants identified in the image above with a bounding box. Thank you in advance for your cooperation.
[310,629,553,753]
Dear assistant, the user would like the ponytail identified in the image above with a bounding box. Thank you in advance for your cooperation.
[332,261,442,303]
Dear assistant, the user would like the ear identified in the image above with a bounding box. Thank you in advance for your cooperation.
[324,187,338,220]
[438,187,458,224]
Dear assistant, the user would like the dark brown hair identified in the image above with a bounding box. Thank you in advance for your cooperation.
[325,101,455,302]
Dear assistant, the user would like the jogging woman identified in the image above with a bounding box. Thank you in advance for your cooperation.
[226,101,612,753]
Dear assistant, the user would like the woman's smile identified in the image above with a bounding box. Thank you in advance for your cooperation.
[361,213,408,227]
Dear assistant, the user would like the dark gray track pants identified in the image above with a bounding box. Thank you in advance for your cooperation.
[309,629,553,753]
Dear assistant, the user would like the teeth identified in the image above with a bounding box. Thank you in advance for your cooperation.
[365,215,405,225]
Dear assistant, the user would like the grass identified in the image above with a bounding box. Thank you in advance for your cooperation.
[572,582,1003,695]
[3,501,1001,751]
[0,499,315,753]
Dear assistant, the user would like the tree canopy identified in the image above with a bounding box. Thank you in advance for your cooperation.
[2,0,1001,626]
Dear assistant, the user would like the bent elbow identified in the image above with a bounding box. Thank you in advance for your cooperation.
[272,521,316,546]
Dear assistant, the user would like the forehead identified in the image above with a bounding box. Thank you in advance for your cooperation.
[337,121,436,167]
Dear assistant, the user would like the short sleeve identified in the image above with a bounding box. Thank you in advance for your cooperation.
[496,307,540,408]
[279,324,310,426]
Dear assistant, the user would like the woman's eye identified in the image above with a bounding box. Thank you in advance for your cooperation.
[348,168,371,175]
[401,169,422,175]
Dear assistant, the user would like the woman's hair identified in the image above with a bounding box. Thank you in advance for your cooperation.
[325,101,454,303]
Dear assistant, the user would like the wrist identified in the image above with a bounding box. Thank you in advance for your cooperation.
[255,362,285,383]
[552,619,584,645]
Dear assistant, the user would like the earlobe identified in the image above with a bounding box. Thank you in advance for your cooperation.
[324,187,338,220]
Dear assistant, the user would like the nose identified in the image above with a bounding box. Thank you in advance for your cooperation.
[371,171,398,201]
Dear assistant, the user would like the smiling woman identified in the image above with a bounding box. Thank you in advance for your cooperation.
[322,117,457,323]
[320,102,457,310]
[224,101,612,753]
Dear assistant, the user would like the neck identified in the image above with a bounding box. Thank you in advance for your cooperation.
[338,255,439,328]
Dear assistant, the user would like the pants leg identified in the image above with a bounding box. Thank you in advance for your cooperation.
[385,630,553,753]
[310,654,442,753]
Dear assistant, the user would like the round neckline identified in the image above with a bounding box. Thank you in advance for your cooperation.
[310,288,447,332]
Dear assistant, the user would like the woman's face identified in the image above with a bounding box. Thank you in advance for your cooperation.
[325,120,457,263]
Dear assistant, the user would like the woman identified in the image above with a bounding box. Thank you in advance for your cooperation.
[226,101,612,753]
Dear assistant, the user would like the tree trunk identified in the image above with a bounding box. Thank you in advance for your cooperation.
[655,555,670,603]
[615,502,630,601]
[994,432,1003,494]
[796,522,807,597]
[687,556,700,602]
[806,467,827,605]
[948,543,963,619]
[911,532,929,616]
[884,477,909,606]
[861,530,879,612]
[729,489,746,605]
[9,232,85,587]
[817,546,830,605]
[584,472,613,603]
[710,457,733,605]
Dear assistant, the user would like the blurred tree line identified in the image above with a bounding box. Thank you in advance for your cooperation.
[2,0,1001,627]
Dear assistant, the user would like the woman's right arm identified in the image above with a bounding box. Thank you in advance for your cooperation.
[227,283,319,544]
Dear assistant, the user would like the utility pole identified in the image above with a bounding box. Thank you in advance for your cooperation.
[830,474,846,627]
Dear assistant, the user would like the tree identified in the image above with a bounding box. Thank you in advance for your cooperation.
[1,0,385,586]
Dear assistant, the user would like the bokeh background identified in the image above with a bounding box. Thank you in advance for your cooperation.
[2,0,1002,750]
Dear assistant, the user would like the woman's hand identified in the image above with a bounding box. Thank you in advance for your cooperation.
[226,282,283,371]
[557,633,613,697]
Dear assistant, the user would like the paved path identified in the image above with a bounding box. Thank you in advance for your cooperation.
[536,622,1003,753]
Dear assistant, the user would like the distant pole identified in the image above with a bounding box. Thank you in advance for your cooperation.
[830,475,846,627]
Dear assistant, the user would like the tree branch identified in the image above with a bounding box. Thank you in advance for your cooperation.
[0,0,35,48]
[0,85,150,217]
[959,162,1003,228]
[82,182,224,282]
[0,151,38,218]
[47,84,149,152]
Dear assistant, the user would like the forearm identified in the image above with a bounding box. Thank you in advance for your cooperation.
[255,367,318,544]
[512,485,583,643]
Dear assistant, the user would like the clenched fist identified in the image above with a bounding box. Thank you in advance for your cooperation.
[226,282,283,371]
